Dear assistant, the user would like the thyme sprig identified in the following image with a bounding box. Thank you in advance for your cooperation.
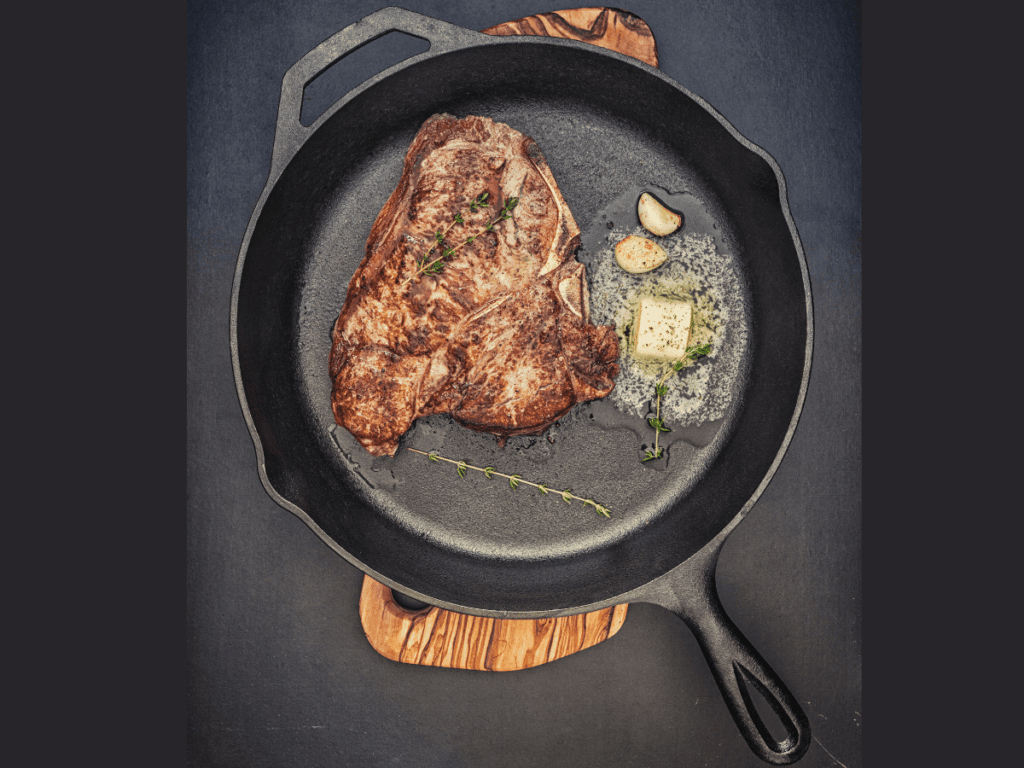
[642,342,713,462]
[401,192,519,287]
[408,448,611,518]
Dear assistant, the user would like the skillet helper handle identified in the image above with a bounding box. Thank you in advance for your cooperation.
[656,547,811,764]
[271,7,488,176]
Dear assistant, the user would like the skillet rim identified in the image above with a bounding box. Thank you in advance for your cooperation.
[229,29,813,619]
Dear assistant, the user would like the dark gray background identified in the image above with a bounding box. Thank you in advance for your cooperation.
[187,1,861,765]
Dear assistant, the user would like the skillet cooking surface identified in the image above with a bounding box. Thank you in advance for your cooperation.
[234,41,807,614]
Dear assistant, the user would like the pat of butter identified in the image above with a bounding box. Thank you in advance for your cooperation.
[632,296,691,362]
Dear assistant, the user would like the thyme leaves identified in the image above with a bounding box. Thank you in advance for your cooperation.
[407,449,611,518]
[401,192,519,287]
[643,343,712,462]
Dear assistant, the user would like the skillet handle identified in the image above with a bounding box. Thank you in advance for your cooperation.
[644,544,811,764]
[271,7,488,176]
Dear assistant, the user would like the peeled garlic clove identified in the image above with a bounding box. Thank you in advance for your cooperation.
[614,234,668,274]
[638,192,682,236]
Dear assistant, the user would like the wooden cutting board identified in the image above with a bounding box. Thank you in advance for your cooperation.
[359,7,658,672]
[483,7,658,67]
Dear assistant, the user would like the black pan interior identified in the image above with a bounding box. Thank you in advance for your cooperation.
[234,40,807,613]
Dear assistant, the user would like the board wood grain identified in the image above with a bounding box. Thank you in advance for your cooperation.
[359,7,656,671]
[360,576,628,671]
[482,7,658,68]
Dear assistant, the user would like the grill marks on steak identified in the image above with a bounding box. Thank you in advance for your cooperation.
[330,115,619,456]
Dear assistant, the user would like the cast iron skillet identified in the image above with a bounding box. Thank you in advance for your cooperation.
[231,8,813,764]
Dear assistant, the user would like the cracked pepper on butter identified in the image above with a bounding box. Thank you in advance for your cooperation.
[631,296,692,362]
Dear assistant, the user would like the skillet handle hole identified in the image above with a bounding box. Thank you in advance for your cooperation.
[300,32,430,127]
[390,588,431,612]
[733,661,800,755]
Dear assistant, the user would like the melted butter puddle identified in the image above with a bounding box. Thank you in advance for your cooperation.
[579,184,749,450]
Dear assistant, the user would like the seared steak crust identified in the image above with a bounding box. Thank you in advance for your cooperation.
[330,114,619,456]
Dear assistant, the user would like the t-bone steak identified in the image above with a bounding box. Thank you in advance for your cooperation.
[329,114,620,457]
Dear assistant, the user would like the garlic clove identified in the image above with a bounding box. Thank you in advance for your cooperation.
[614,234,668,274]
[637,192,682,236]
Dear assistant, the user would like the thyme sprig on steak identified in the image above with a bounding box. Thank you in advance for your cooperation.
[407,448,611,518]
[642,343,712,462]
[402,192,519,287]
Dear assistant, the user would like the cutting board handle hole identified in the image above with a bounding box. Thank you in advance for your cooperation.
[300,31,430,127]
[390,588,431,612]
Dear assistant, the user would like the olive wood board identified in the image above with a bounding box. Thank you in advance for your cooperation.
[359,7,657,671]
[360,576,629,671]
[482,7,658,67]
